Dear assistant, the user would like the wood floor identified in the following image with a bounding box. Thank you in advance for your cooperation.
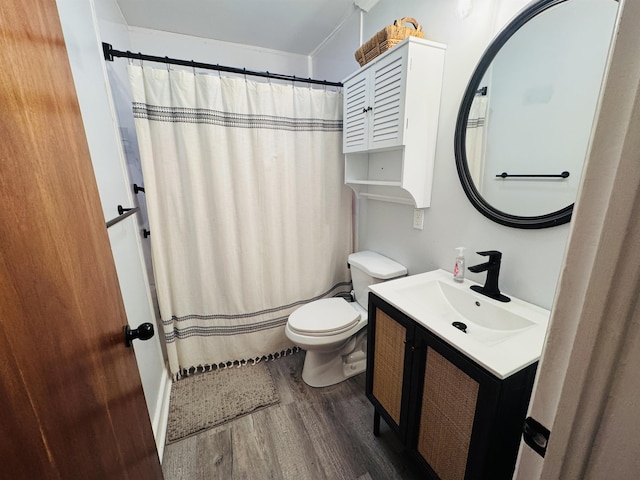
[161,351,424,480]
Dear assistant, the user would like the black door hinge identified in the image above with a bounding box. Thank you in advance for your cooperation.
[523,416,550,457]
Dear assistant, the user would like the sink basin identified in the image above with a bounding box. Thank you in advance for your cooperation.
[398,281,536,331]
[369,269,550,378]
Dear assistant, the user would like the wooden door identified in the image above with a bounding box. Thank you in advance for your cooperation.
[0,1,163,478]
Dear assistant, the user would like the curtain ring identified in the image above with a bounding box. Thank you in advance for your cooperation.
[190,60,196,76]
[217,64,221,79]
[243,67,247,83]
[165,56,171,72]
[137,51,143,68]
[266,71,271,85]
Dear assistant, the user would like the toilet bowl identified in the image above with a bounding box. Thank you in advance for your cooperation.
[285,251,407,387]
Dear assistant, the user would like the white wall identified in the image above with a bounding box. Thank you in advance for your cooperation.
[314,0,576,309]
[94,0,159,328]
[56,0,170,459]
[127,26,311,78]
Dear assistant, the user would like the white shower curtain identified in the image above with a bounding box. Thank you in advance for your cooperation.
[128,65,353,378]
[466,94,488,191]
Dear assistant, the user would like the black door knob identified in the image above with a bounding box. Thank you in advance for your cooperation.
[124,322,154,347]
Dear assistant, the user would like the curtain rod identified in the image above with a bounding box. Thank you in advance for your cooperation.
[101,43,343,87]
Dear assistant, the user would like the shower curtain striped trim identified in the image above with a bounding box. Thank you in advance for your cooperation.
[132,102,343,131]
[163,281,352,342]
[467,116,485,128]
[166,317,289,341]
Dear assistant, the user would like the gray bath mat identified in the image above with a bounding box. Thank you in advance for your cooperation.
[166,363,279,443]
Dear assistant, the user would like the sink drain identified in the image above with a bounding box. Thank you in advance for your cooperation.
[452,321,467,333]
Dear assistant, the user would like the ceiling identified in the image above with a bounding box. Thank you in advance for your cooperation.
[115,0,359,56]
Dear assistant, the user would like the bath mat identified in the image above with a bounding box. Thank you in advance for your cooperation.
[166,363,279,443]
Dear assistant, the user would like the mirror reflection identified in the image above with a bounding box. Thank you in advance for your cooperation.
[457,0,618,226]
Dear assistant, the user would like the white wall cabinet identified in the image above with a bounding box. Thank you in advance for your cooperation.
[342,37,446,207]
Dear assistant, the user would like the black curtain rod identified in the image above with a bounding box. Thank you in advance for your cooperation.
[102,42,343,87]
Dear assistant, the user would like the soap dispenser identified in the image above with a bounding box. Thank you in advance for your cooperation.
[453,247,465,282]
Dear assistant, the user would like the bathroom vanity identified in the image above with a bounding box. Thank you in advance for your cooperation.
[366,270,549,480]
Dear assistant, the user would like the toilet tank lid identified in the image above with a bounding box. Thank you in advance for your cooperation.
[348,251,407,279]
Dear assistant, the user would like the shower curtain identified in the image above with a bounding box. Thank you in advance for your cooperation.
[466,94,488,191]
[128,65,353,378]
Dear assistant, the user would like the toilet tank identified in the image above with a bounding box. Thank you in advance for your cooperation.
[348,251,407,308]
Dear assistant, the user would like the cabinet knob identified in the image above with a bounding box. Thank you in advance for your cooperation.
[404,340,416,351]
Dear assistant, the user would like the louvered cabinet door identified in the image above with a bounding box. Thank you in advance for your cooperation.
[342,40,409,154]
[368,47,408,150]
[343,73,370,153]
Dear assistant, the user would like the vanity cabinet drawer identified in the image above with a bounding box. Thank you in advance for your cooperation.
[367,293,537,480]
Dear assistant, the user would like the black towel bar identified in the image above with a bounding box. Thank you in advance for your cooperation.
[106,206,140,228]
[496,171,570,179]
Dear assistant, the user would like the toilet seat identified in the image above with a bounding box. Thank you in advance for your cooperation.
[288,298,360,337]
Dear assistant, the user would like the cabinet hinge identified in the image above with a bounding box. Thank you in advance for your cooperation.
[523,416,550,458]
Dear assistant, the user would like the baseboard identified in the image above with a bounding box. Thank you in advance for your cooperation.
[152,367,172,462]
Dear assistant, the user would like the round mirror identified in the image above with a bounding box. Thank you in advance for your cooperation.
[454,0,618,228]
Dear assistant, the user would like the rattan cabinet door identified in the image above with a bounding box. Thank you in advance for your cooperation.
[417,347,480,480]
[366,294,417,441]
[371,308,407,426]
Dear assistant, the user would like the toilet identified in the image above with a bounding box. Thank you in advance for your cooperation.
[285,251,407,387]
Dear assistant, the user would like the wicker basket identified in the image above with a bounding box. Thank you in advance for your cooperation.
[355,17,425,67]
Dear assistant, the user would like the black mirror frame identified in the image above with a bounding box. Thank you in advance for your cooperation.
[454,0,573,229]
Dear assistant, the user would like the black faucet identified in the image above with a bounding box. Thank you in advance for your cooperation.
[467,250,511,302]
